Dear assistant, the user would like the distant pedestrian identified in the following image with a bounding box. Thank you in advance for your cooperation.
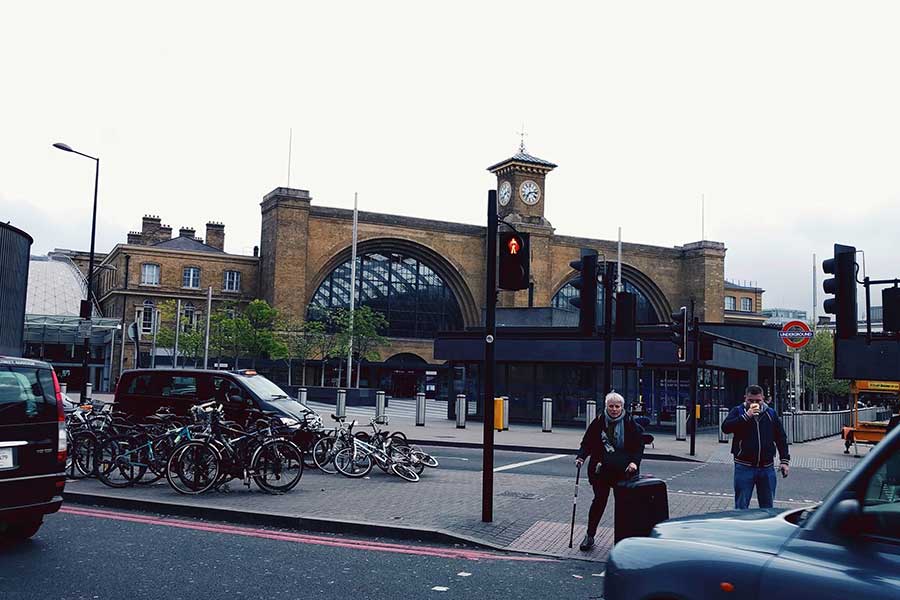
[722,385,790,509]
[574,392,644,551]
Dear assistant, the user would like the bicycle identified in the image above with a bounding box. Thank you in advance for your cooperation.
[166,404,304,495]
[333,419,422,482]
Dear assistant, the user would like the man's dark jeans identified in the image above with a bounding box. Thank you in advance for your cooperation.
[734,463,777,509]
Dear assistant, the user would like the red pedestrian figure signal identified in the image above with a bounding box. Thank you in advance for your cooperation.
[499,232,530,291]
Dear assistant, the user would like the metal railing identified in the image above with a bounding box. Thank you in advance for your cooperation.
[782,407,890,443]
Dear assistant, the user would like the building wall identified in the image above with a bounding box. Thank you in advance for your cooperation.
[259,187,730,363]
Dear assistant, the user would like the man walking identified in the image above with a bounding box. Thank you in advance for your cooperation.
[722,385,790,509]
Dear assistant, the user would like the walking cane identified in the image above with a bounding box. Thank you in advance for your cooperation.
[568,462,582,548]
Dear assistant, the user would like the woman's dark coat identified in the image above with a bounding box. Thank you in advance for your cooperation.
[577,414,645,484]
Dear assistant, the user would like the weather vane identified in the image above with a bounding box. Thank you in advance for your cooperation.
[517,123,527,153]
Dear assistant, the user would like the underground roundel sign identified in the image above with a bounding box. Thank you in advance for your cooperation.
[778,320,814,349]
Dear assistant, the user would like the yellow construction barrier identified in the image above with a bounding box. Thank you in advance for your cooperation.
[494,397,504,431]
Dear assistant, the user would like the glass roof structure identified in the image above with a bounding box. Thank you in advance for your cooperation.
[24,256,119,343]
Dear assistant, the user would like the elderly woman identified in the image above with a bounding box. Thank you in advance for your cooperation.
[574,392,645,551]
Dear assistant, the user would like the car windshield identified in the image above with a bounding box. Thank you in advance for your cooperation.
[234,373,309,412]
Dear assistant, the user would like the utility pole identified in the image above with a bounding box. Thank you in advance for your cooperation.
[482,189,498,523]
[602,261,615,395]
[690,316,700,457]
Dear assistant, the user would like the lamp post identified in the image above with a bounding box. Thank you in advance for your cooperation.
[53,142,99,398]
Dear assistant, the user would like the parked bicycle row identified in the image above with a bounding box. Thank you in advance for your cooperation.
[63,399,438,494]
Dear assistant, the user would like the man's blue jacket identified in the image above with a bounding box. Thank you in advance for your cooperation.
[721,402,790,468]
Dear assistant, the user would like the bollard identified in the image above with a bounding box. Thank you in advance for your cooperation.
[502,396,509,431]
[336,389,347,419]
[542,397,553,433]
[85,383,93,401]
[455,394,466,429]
[376,390,386,422]
[60,383,67,395]
[585,399,597,431]
[415,392,426,426]
[718,407,729,443]
[494,397,504,431]
[676,405,687,440]
[298,387,307,406]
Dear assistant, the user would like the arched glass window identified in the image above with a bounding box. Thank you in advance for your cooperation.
[551,278,660,325]
[308,252,464,339]
[141,300,155,333]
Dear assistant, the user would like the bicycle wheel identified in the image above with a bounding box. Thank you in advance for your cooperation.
[333,447,373,478]
[390,463,420,482]
[390,445,424,475]
[251,439,304,493]
[312,436,339,474]
[70,431,99,478]
[166,441,220,495]
[96,436,146,488]
[410,448,439,468]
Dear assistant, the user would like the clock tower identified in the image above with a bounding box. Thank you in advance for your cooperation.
[487,144,557,226]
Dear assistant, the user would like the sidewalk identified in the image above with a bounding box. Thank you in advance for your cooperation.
[75,393,866,467]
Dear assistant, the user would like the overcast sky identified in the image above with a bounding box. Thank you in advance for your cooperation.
[2,1,897,316]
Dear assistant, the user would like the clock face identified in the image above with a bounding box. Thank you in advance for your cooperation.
[519,180,541,205]
[498,181,511,206]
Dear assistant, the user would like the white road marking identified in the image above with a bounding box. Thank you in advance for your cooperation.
[432,586,449,592]
[457,572,472,577]
[493,454,566,472]
[592,572,605,577]
[435,456,470,461]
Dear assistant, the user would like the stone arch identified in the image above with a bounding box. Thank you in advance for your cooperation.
[551,262,671,322]
[308,237,480,329]
[385,352,429,367]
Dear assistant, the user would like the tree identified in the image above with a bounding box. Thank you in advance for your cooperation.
[275,317,320,386]
[335,306,389,387]
[237,299,286,368]
[802,330,850,408]
[150,300,211,367]
[308,308,344,386]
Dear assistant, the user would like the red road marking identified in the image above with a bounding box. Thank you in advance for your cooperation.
[59,506,552,562]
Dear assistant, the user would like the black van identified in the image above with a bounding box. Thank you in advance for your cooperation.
[115,369,322,443]
[0,356,67,540]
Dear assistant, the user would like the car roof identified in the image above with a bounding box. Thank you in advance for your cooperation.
[123,368,235,376]
[0,355,53,369]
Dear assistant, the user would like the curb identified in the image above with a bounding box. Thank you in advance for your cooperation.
[406,439,704,463]
[61,490,567,559]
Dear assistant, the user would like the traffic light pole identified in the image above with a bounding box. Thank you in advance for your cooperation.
[482,190,498,523]
[690,317,700,457]
[603,261,615,395]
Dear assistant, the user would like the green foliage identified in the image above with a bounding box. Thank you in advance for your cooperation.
[802,330,850,399]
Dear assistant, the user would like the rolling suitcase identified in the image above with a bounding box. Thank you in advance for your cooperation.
[614,475,669,543]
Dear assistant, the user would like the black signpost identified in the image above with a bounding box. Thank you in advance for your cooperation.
[482,190,498,523]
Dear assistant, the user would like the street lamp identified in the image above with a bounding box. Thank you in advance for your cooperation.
[53,142,100,399]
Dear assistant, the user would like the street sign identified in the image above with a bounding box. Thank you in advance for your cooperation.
[855,380,900,393]
[778,320,814,349]
[77,319,92,339]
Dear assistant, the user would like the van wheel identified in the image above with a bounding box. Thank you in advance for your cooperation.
[3,518,43,540]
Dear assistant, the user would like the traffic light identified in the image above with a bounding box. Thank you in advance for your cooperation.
[822,244,858,339]
[499,232,530,291]
[669,306,688,362]
[569,249,598,336]
[614,291,637,337]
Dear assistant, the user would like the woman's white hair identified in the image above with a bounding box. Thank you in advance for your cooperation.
[605,392,625,406]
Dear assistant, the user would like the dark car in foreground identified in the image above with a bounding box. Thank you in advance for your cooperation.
[604,424,900,600]
[0,356,67,539]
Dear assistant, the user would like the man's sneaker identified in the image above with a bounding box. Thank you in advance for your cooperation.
[579,534,595,551]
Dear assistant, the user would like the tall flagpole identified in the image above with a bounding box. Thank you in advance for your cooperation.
[287,128,293,188]
[346,193,358,389]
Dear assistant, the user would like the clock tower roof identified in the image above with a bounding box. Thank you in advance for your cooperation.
[487,151,557,174]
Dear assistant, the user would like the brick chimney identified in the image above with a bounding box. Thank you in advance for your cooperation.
[205,222,225,251]
[158,224,172,242]
[141,215,161,238]
[178,226,196,239]
[127,231,143,245]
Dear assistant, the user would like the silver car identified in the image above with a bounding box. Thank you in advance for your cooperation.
[604,424,900,599]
